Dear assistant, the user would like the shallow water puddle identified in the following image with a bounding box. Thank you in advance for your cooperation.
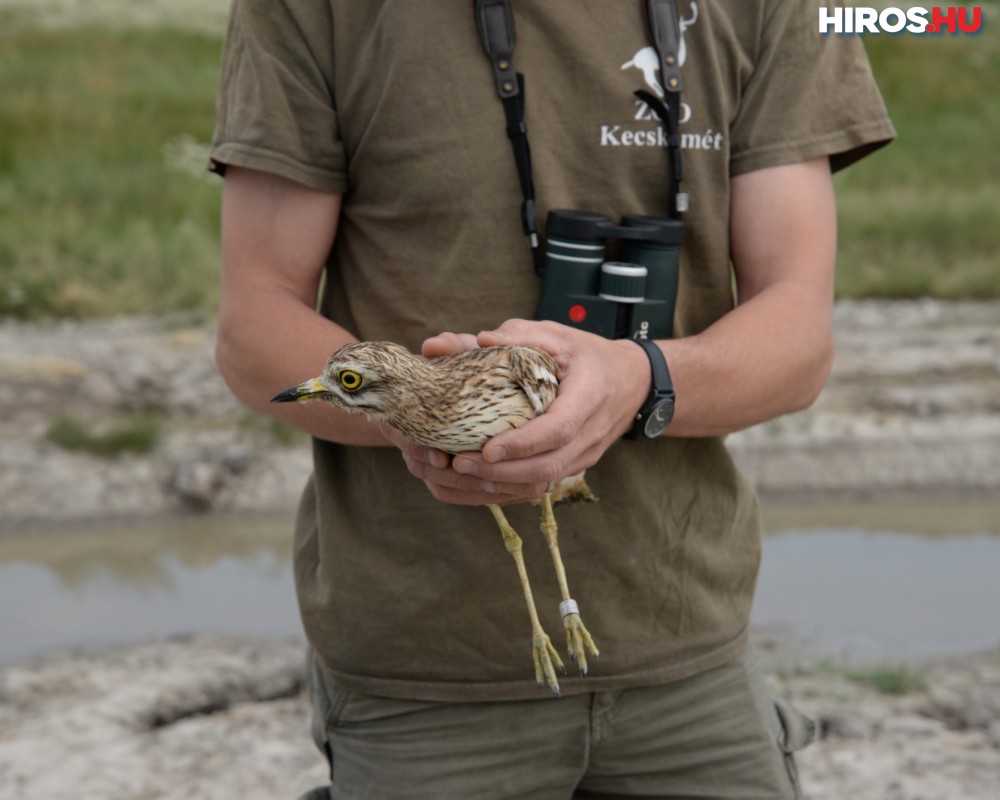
[756,503,1000,660]
[0,516,301,664]
[2,501,999,664]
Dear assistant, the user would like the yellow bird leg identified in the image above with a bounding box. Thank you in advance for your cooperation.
[487,503,565,695]
[538,492,599,676]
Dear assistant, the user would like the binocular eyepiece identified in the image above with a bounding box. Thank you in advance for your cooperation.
[534,210,683,341]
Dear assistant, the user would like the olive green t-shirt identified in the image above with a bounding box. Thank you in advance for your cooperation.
[211,0,894,701]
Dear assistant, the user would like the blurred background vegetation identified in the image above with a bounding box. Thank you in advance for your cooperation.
[0,0,228,320]
[0,0,997,320]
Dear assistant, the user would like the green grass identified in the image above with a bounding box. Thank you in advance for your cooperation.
[835,25,1000,298]
[47,413,162,457]
[238,411,308,447]
[846,665,928,697]
[0,9,997,319]
[0,22,223,319]
[775,660,928,697]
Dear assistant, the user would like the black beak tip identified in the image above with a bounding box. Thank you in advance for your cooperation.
[271,388,300,404]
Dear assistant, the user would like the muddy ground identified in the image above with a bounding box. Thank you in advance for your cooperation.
[1,300,999,799]
[1,633,998,800]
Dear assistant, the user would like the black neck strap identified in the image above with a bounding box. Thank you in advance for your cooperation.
[475,0,544,275]
[474,0,686,275]
[640,0,686,218]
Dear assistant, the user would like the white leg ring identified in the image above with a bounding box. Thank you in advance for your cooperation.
[559,599,580,618]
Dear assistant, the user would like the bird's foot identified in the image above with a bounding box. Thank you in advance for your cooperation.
[532,631,566,696]
[560,601,599,677]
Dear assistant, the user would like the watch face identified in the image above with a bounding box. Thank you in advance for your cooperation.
[643,399,675,438]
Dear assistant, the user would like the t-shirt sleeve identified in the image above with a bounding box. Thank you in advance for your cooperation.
[208,0,347,193]
[730,0,896,176]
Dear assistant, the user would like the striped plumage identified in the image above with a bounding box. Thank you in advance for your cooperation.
[311,341,559,452]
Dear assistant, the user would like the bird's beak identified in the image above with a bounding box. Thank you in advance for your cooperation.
[271,377,329,404]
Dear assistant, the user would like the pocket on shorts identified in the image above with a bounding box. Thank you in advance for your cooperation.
[773,696,817,798]
[306,649,357,734]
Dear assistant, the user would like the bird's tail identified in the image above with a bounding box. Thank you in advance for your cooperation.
[545,471,597,507]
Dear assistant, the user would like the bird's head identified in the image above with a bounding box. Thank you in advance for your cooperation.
[270,341,418,419]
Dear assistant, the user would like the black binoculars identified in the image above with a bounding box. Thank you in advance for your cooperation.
[534,210,683,341]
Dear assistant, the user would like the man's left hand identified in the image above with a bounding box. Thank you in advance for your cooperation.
[449,319,650,489]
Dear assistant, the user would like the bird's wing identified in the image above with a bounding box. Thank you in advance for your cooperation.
[507,347,559,417]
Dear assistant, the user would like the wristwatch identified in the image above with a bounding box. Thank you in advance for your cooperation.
[624,338,675,440]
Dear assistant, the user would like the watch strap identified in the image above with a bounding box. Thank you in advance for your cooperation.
[625,338,675,439]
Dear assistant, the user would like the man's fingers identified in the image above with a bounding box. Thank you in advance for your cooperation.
[400,446,548,501]
[422,331,479,357]
[409,457,547,499]
[478,320,570,359]
[480,395,585,463]
[424,483,541,507]
[384,420,545,505]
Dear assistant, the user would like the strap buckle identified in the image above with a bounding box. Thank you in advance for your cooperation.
[645,0,683,93]
[476,0,518,99]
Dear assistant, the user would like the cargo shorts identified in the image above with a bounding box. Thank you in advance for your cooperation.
[296,649,815,800]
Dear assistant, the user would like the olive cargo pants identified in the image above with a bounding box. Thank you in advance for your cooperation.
[296,650,814,800]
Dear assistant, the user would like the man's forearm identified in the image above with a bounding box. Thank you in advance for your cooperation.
[658,278,833,438]
[215,290,389,447]
[653,156,838,439]
[216,168,390,447]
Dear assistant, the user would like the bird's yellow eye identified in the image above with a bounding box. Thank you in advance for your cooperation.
[338,369,364,392]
